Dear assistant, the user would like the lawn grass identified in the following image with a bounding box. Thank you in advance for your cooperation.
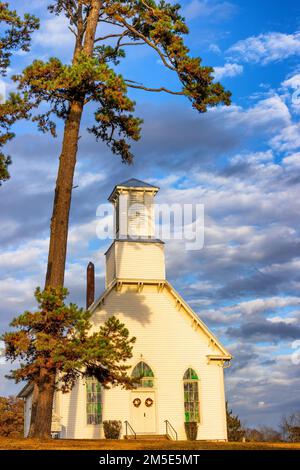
[0,438,300,450]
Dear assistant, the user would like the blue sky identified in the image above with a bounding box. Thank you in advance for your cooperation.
[1,0,300,429]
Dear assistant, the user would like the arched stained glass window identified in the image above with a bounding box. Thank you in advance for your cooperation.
[86,377,102,425]
[183,368,200,423]
[131,361,154,388]
[183,368,199,381]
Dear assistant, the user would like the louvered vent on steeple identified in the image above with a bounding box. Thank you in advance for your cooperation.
[108,178,159,239]
[128,191,147,237]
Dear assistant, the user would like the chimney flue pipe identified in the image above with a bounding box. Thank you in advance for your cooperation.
[86,261,95,309]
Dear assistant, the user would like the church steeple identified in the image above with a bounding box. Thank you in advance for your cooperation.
[108,178,159,240]
[105,178,165,287]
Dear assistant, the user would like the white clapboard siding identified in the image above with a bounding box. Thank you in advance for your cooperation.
[58,378,104,439]
[24,393,32,437]
[106,241,166,283]
[105,242,115,287]
[58,284,228,440]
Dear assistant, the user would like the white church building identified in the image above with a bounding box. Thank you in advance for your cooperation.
[20,178,232,441]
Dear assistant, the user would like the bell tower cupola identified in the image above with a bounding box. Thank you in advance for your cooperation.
[108,178,159,240]
[105,178,165,287]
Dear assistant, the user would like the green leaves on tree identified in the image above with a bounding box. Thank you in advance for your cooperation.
[3,287,136,393]
[0,3,39,184]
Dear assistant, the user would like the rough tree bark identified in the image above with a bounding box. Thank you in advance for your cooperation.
[30,369,56,439]
[29,0,101,439]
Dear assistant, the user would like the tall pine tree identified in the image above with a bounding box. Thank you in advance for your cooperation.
[3,287,136,438]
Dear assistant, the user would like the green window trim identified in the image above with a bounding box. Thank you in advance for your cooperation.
[86,377,102,425]
[183,368,199,380]
[183,368,200,423]
[131,361,155,388]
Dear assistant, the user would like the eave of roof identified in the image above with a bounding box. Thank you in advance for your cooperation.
[17,382,34,398]
[108,178,159,202]
[104,238,164,256]
[119,178,158,188]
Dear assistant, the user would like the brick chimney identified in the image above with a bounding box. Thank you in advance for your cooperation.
[86,261,95,309]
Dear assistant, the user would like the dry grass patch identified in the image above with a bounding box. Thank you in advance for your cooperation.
[1,438,300,451]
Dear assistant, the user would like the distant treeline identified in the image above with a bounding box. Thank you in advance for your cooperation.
[227,402,300,442]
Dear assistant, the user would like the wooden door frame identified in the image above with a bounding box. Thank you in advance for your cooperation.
[130,389,157,435]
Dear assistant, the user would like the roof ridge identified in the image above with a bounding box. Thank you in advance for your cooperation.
[118,177,159,188]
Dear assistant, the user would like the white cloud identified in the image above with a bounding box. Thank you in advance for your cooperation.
[209,43,222,55]
[219,95,290,135]
[68,219,99,250]
[0,277,39,315]
[200,297,300,325]
[280,72,300,115]
[0,244,45,270]
[270,122,300,151]
[73,170,106,190]
[228,31,300,64]
[282,73,300,89]
[34,15,74,48]
[239,149,274,163]
[226,297,300,316]
[184,0,236,21]
[214,63,243,80]
[268,316,297,325]
[282,152,300,168]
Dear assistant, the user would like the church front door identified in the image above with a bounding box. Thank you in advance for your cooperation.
[131,391,156,434]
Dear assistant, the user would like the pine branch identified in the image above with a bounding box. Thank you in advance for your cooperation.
[125,81,184,95]
[95,33,125,42]
[118,41,145,47]
[116,16,176,72]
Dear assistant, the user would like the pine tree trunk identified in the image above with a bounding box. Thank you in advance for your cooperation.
[30,369,56,439]
[45,99,84,288]
[28,1,101,439]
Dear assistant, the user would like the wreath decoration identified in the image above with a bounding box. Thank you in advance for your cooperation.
[133,398,141,408]
[145,397,154,407]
